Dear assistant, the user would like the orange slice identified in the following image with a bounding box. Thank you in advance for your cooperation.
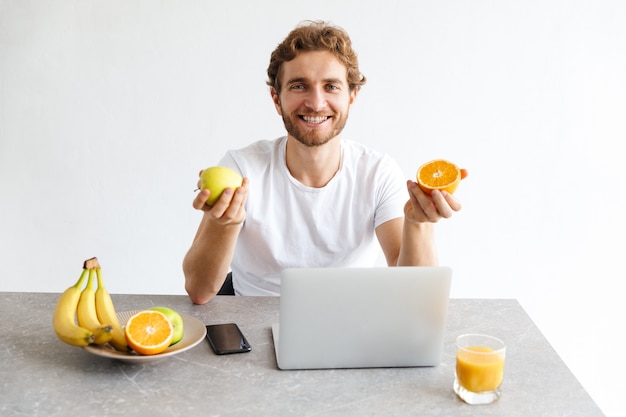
[416,159,462,195]
[124,310,174,355]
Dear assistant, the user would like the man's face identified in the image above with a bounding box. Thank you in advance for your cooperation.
[272,51,357,147]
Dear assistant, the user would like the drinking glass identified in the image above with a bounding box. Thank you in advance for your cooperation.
[454,334,506,405]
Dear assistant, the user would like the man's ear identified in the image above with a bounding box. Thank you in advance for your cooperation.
[349,87,358,106]
[270,87,282,115]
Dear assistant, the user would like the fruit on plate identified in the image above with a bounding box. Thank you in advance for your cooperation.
[76,268,113,345]
[124,310,174,355]
[53,257,129,351]
[416,159,467,195]
[52,269,95,347]
[150,306,184,345]
[200,166,243,206]
[94,262,128,352]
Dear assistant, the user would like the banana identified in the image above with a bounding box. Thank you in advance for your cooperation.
[77,269,113,344]
[95,267,128,351]
[52,269,95,347]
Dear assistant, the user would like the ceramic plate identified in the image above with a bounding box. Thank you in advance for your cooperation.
[84,310,207,363]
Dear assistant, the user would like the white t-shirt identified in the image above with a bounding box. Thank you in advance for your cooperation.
[219,136,407,295]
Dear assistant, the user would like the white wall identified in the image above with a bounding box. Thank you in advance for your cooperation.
[1,1,624,415]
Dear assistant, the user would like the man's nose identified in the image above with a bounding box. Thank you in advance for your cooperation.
[304,87,327,111]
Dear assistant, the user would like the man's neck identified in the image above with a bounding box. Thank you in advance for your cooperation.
[285,135,342,188]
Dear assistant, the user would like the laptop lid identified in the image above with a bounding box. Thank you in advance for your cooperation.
[271,266,452,370]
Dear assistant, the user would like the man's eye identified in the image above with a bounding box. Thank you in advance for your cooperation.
[290,84,305,90]
[327,85,339,91]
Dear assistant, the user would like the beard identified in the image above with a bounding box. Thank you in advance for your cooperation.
[281,110,349,147]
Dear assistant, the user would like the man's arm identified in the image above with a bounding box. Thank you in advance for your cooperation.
[183,181,248,304]
[376,218,437,266]
[376,180,461,266]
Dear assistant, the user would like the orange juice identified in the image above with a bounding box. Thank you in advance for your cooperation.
[456,346,505,392]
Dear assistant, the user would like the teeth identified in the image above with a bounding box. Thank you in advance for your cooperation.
[303,116,328,124]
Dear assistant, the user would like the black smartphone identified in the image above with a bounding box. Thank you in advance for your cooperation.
[205,323,252,355]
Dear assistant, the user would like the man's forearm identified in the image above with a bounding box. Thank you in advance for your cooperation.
[183,216,241,304]
[397,221,438,266]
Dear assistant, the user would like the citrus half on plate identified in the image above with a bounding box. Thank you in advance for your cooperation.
[124,310,174,355]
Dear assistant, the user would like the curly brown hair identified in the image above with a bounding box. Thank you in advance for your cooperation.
[266,21,367,95]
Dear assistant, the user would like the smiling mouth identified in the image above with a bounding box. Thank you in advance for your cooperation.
[301,115,330,124]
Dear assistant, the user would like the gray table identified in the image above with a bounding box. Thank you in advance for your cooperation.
[1,293,604,417]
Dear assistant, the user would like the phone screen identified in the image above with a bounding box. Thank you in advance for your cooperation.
[205,323,252,355]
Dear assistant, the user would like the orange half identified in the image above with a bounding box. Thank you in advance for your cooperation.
[124,310,174,355]
[416,159,462,195]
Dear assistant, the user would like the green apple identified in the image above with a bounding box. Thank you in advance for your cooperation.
[150,307,184,345]
[200,166,243,206]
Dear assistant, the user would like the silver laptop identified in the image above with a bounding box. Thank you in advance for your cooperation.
[271,266,452,370]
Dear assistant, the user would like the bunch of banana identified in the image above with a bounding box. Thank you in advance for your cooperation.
[52,257,128,351]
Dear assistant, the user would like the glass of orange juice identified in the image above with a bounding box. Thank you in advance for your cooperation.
[454,334,506,405]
